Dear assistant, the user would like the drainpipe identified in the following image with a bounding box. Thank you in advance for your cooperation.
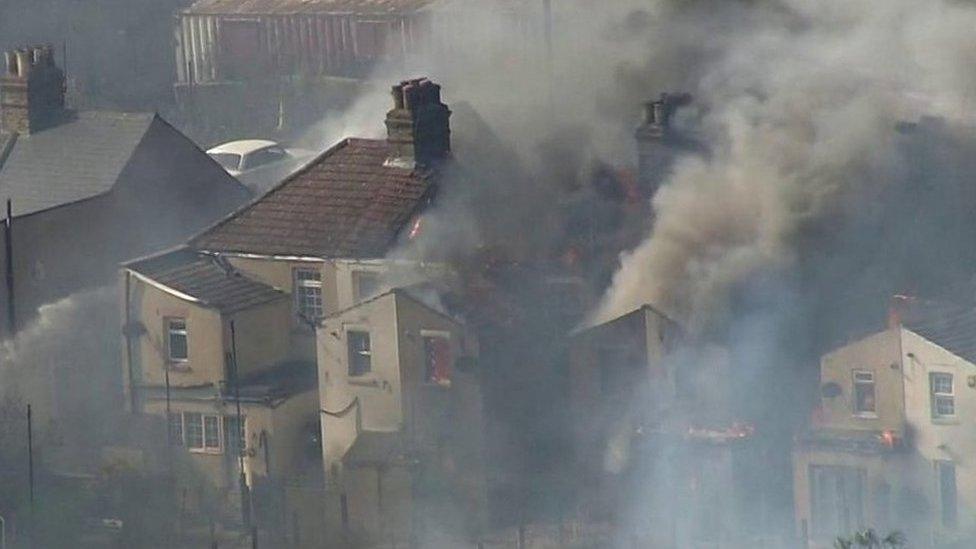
[4,199,15,335]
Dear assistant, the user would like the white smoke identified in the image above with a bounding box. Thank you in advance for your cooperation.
[596,0,976,330]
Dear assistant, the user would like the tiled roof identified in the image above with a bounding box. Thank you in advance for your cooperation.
[191,138,434,258]
[900,299,976,364]
[127,248,287,314]
[184,0,435,15]
[0,112,155,217]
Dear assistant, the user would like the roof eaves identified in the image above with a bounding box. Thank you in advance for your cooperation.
[125,268,210,308]
[900,326,976,370]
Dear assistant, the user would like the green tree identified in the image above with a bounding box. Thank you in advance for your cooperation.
[835,529,906,549]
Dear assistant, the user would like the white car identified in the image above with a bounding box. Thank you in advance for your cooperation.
[207,140,313,191]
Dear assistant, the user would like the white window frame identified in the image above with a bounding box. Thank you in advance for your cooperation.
[930,372,955,419]
[166,317,189,363]
[181,412,223,454]
[294,267,324,320]
[347,329,372,377]
[852,370,877,417]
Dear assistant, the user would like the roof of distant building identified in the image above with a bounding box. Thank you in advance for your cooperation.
[125,247,287,314]
[184,0,435,15]
[898,298,976,364]
[0,112,156,217]
[191,137,435,258]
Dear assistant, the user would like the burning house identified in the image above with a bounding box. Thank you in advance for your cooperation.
[569,305,778,548]
[119,77,490,543]
[794,297,976,548]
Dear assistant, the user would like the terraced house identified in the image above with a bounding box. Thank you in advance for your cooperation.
[121,78,488,544]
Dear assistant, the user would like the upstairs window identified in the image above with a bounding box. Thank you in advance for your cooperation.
[294,268,323,320]
[930,372,955,419]
[852,370,876,416]
[167,318,188,362]
[353,271,381,302]
[423,335,452,386]
[348,331,372,377]
[182,412,222,453]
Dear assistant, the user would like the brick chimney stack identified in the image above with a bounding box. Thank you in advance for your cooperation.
[385,78,451,168]
[635,92,691,197]
[1,45,66,135]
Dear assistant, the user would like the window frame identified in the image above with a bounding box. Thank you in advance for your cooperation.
[347,329,372,377]
[421,330,452,386]
[352,270,381,302]
[852,369,877,417]
[166,317,189,363]
[181,411,223,454]
[293,267,324,320]
[930,372,955,420]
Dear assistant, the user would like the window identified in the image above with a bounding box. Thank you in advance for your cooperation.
[938,461,957,528]
[208,152,243,171]
[167,318,188,362]
[353,271,381,302]
[347,331,372,376]
[168,413,183,447]
[852,370,876,416]
[294,268,323,320]
[423,335,452,386]
[182,412,222,453]
[930,372,955,419]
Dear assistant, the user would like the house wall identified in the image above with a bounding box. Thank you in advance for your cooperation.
[792,447,891,547]
[126,271,226,390]
[267,389,320,480]
[0,115,249,340]
[900,328,976,535]
[817,328,905,433]
[394,293,486,530]
[225,298,294,376]
[318,292,403,475]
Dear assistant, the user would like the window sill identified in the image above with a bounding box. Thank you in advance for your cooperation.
[187,448,223,455]
[853,413,878,419]
[167,362,192,372]
[931,417,959,425]
[348,377,383,388]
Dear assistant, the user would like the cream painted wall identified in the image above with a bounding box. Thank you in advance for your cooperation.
[900,328,976,534]
[319,292,403,476]
[818,329,905,433]
[127,272,225,389]
[226,299,295,375]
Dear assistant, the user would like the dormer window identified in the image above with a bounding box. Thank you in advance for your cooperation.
[852,370,876,416]
[167,318,188,362]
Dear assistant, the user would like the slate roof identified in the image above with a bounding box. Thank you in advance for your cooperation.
[126,247,287,314]
[0,112,155,217]
[191,138,434,258]
[184,0,434,15]
[225,360,318,403]
[899,299,976,364]
[342,431,404,467]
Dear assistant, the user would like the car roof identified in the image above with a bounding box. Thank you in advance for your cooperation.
[207,139,280,156]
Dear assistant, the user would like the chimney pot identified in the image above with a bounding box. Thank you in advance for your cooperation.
[385,76,451,167]
[392,84,405,110]
[14,50,31,78]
